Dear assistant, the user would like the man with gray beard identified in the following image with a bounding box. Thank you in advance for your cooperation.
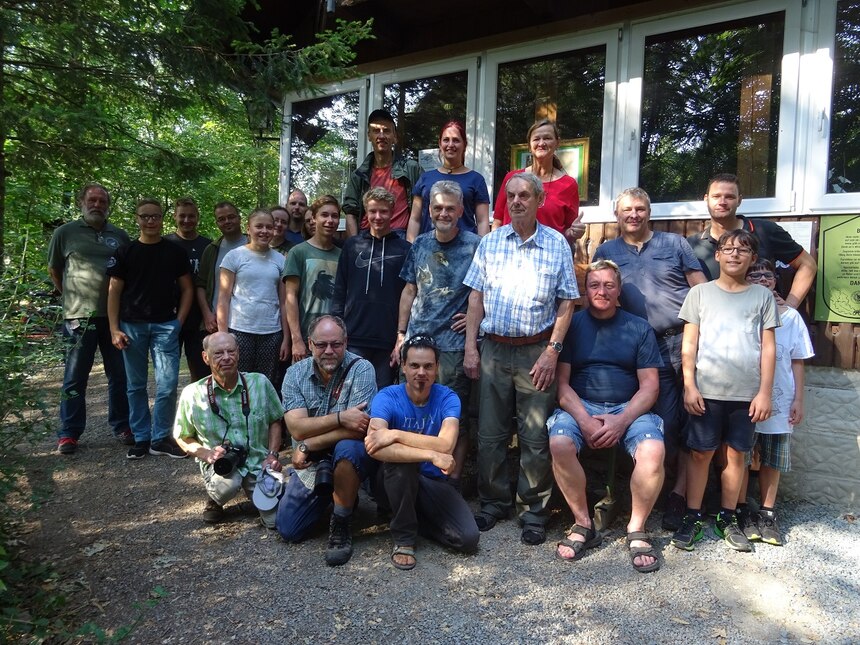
[48,182,131,454]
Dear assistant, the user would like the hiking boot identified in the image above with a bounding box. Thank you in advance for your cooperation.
[114,429,135,446]
[149,438,188,459]
[127,441,150,460]
[758,509,783,546]
[662,492,686,531]
[203,498,225,524]
[671,513,704,551]
[325,514,353,566]
[737,507,761,541]
[715,511,753,552]
[58,438,78,455]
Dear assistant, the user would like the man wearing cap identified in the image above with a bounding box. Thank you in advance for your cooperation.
[463,172,578,546]
[342,109,422,238]
[174,331,284,526]
[279,315,377,566]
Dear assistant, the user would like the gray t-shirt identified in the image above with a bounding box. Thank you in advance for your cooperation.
[212,236,247,310]
[679,281,780,401]
[220,246,285,334]
[399,229,480,351]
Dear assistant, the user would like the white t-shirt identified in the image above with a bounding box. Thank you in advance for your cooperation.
[220,246,285,334]
[679,281,780,401]
[756,306,814,434]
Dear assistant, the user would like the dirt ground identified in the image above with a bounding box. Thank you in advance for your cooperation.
[14,361,860,644]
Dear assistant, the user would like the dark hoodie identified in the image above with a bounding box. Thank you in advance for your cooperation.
[331,230,411,350]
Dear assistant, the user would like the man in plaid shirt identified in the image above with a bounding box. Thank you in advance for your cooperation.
[464,172,578,547]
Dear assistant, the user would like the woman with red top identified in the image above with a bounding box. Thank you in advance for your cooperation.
[492,119,584,244]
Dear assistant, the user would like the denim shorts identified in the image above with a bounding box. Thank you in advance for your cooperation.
[546,399,664,457]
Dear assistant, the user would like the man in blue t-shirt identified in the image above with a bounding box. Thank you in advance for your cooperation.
[367,335,479,570]
[546,260,665,573]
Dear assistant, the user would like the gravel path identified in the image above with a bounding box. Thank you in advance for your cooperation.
[18,365,860,644]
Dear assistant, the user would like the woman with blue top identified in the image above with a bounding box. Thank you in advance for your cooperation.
[216,209,289,386]
[406,120,490,242]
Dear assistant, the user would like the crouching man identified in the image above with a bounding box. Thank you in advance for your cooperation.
[279,315,377,566]
[366,335,479,570]
[173,332,284,526]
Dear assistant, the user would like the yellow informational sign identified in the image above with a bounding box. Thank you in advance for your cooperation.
[815,214,860,322]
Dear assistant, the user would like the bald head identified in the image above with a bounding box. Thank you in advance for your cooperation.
[287,190,308,225]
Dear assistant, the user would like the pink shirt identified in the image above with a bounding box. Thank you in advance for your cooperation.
[493,169,579,233]
[365,166,410,231]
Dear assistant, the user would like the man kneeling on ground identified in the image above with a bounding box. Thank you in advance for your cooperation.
[546,260,665,573]
[279,315,377,566]
[174,332,284,526]
[366,334,479,570]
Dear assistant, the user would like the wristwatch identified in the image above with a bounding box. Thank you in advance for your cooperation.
[548,341,563,353]
[266,450,279,459]
[297,442,309,454]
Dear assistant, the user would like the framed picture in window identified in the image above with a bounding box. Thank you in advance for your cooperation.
[509,137,589,201]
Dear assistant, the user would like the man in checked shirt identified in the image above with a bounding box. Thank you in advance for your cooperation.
[463,172,578,546]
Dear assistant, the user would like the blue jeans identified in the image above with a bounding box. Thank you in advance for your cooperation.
[59,317,129,440]
[120,319,181,443]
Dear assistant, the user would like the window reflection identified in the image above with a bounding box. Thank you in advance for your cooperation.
[494,47,605,206]
[383,72,468,166]
[640,14,784,201]
[290,92,360,201]
[828,0,860,194]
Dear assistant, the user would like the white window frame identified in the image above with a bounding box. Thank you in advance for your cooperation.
[280,79,369,204]
[370,57,479,166]
[801,0,860,212]
[622,0,803,219]
[481,28,621,220]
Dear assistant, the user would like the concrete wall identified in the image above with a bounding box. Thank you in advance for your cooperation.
[781,367,860,507]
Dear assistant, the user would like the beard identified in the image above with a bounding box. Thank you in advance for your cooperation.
[83,208,107,228]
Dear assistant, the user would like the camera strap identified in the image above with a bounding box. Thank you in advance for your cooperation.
[326,358,360,414]
[207,372,251,446]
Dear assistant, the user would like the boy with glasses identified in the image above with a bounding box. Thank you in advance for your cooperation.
[735,259,814,545]
[672,229,779,552]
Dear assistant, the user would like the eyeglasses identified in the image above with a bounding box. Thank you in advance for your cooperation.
[309,340,344,351]
[137,214,163,221]
[747,271,774,280]
[718,246,752,256]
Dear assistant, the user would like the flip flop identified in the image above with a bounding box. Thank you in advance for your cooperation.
[626,531,661,573]
[391,545,416,571]
[556,523,602,561]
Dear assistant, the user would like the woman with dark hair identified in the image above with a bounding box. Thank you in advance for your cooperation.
[217,209,289,386]
[406,120,490,242]
[492,118,583,244]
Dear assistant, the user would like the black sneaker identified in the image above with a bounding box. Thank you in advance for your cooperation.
[758,509,783,546]
[671,513,704,551]
[737,507,761,541]
[662,492,686,531]
[127,441,150,460]
[325,514,353,566]
[715,512,753,552]
[149,439,188,459]
[202,498,225,524]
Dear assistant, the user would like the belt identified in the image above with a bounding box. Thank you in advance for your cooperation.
[661,326,684,338]
[486,328,553,347]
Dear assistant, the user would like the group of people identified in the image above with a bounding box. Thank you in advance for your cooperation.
[48,107,817,572]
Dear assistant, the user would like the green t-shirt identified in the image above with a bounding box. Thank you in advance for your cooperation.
[282,241,341,339]
[47,219,130,319]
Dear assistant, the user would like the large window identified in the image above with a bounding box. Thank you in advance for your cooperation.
[640,13,784,202]
[493,47,606,206]
[288,90,361,200]
[383,71,468,166]
[827,0,860,194]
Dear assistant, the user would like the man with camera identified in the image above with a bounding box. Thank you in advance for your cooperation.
[174,332,285,526]
[279,315,377,566]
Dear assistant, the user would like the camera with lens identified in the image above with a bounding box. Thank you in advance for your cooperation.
[313,458,334,496]
[213,443,247,477]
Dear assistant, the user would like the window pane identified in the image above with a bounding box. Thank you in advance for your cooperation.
[828,1,860,193]
[640,14,784,201]
[495,47,606,205]
[289,91,360,201]
[383,72,468,165]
